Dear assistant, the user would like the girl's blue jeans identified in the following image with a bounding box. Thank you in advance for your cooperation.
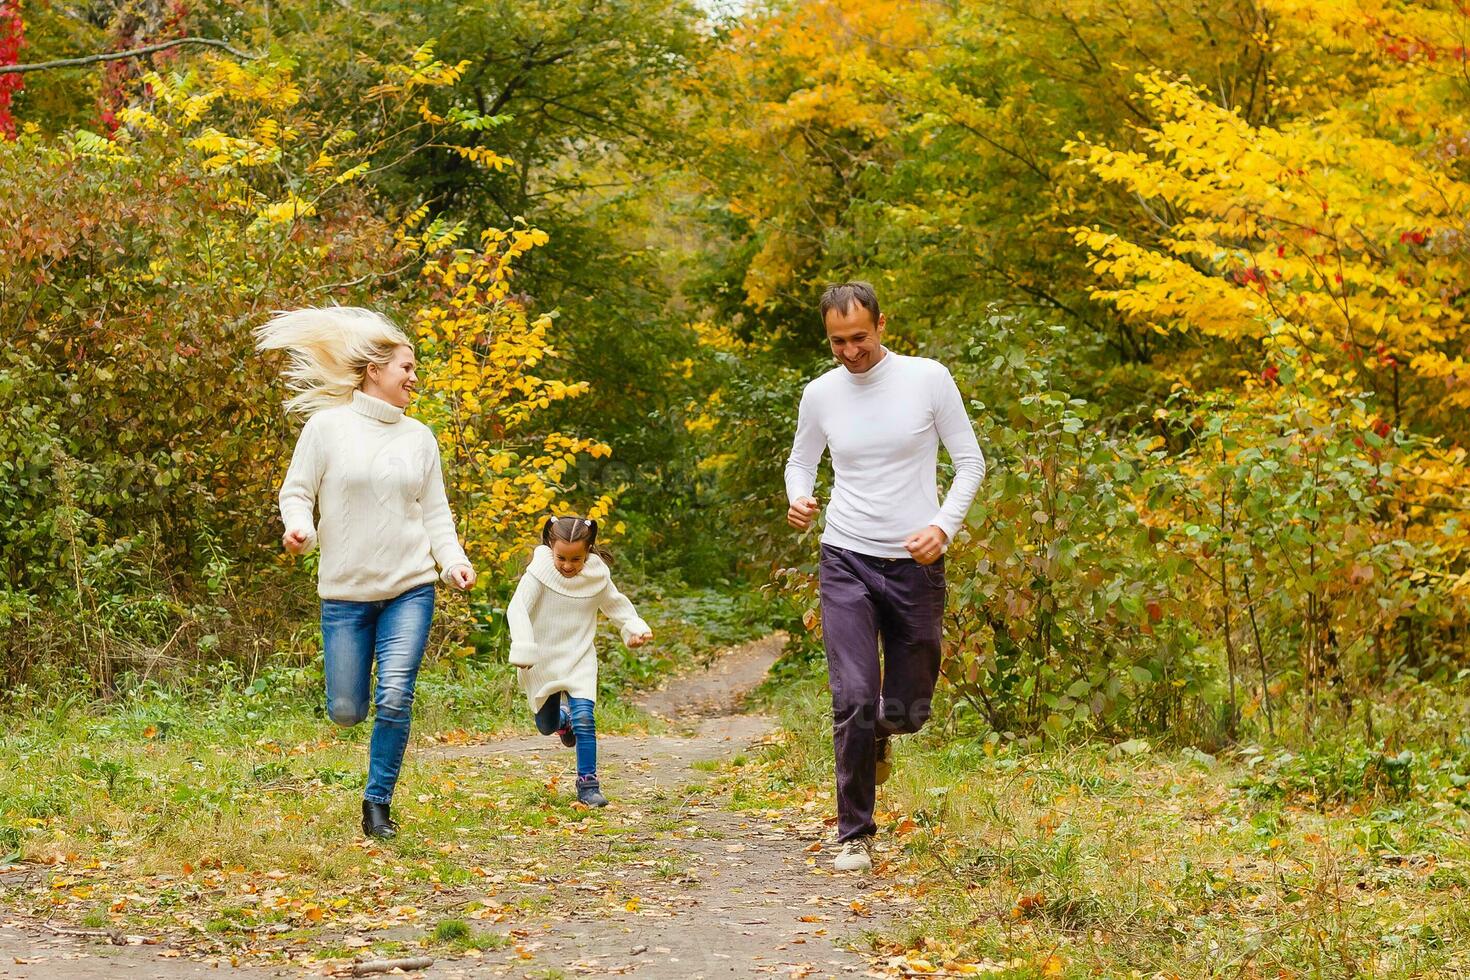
[320,581,436,804]
[534,694,598,778]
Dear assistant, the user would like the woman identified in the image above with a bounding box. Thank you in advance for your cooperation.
[256,306,476,839]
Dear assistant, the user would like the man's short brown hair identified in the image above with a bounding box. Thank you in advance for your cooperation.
[819,281,880,326]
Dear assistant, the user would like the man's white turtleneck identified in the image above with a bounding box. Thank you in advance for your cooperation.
[784,349,986,559]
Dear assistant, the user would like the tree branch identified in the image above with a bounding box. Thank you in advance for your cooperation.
[0,37,258,75]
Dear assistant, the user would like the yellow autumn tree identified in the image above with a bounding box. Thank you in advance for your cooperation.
[119,44,615,574]
[409,223,614,569]
[1067,3,1470,694]
[688,0,936,314]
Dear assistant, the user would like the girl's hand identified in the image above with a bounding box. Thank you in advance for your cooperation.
[627,631,653,648]
[282,528,311,555]
[447,565,477,591]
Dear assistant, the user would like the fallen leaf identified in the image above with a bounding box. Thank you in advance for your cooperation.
[1109,738,1151,758]
[1012,892,1045,918]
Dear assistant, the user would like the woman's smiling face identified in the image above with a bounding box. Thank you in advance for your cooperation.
[364,345,417,407]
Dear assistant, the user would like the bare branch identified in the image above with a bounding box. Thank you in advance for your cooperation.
[0,37,258,76]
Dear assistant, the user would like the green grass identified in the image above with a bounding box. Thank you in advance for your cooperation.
[0,585,777,963]
[727,649,1470,978]
[433,917,472,943]
[428,916,505,949]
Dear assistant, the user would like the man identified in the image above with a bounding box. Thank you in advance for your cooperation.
[785,281,985,873]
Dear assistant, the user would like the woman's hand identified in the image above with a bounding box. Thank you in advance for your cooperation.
[282,528,311,555]
[627,630,654,648]
[447,565,477,591]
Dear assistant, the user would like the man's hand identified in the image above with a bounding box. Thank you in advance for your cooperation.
[905,525,947,565]
[627,630,654,649]
[446,565,477,591]
[787,496,821,531]
[282,528,311,556]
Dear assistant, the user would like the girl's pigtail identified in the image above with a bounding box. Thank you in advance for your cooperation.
[585,519,615,564]
[543,514,613,563]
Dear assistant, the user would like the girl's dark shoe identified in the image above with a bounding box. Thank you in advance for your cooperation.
[362,800,397,839]
[556,709,577,747]
[576,775,608,807]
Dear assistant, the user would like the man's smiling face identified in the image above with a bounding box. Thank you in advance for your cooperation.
[823,305,886,374]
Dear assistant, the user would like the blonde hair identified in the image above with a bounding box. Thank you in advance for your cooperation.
[254,306,412,416]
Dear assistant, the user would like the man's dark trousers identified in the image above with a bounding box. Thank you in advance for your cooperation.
[818,543,945,842]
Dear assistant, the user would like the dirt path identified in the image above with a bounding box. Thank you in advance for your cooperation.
[0,634,888,979]
[421,632,885,978]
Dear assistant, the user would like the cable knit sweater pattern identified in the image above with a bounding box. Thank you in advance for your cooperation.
[506,546,650,712]
[278,391,471,601]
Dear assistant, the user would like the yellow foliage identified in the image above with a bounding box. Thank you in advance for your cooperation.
[688,0,940,309]
[413,226,614,568]
[1069,42,1470,602]
[447,145,513,171]
[384,42,472,90]
[334,162,370,185]
[207,58,302,108]
[79,41,615,570]
[251,194,317,230]
[684,412,716,434]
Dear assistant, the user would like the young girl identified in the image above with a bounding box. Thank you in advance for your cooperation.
[507,516,652,807]
[257,306,476,840]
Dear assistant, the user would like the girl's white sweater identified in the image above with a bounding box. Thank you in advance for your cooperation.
[507,546,650,711]
[278,391,471,601]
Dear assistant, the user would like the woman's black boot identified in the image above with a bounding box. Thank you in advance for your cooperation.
[362,800,397,839]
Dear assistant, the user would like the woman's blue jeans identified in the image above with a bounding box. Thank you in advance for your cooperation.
[320,582,435,804]
[534,694,598,778]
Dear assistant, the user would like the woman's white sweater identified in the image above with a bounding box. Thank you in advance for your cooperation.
[507,546,650,711]
[278,391,472,601]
